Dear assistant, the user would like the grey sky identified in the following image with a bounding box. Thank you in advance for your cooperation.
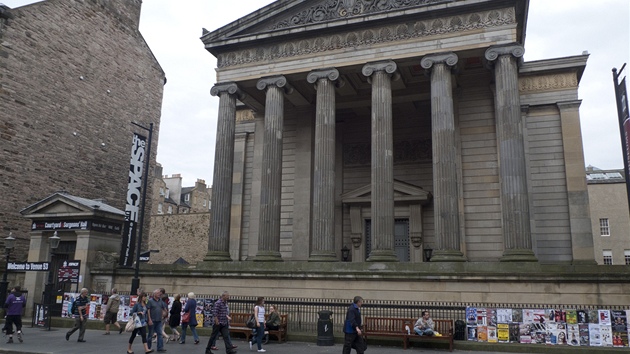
[3,0,629,187]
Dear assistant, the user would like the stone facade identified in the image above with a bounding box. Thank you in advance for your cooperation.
[148,212,210,264]
[0,0,164,259]
[586,168,630,265]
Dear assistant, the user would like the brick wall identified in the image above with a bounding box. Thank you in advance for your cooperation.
[0,0,164,259]
[148,213,210,264]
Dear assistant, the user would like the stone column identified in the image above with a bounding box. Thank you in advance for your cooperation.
[485,44,537,262]
[205,82,243,261]
[362,60,399,262]
[307,68,342,261]
[420,52,465,262]
[255,76,293,261]
[557,100,596,264]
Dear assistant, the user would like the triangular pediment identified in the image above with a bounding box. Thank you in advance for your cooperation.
[341,180,432,204]
[202,0,519,55]
[20,192,124,218]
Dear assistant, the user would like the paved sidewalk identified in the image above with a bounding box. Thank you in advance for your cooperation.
[0,327,506,354]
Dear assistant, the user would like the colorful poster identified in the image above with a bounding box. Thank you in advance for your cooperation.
[509,323,520,343]
[466,307,477,325]
[467,326,477,341]
[477,325,488,342]
[497,323,509,343]
[476,308,487,326]
[62,292,79,318]
[497,309,512,323]
[487,325,497,343]
[566,309,577,325]
[577,310,588,324]
[599,310,612,326]
[511,309,522,323]
[486,308,497,327]
[579,324,590,346]
[203,298,215,327]
[519,323,532,344]
[601,325,613,347]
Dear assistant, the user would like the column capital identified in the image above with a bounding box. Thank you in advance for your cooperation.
[361,60,398,78]
[256,75,294,94]
[557,100,582,111]
[484,43,525,62]
[307,68,340,83]
[210,82,245,99]
[420,52,458,70]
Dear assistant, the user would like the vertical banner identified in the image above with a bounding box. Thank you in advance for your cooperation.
[613,66,630,215]
[119,133,147,267]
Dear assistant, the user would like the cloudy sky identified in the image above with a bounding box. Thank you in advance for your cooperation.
[4,0,630,187]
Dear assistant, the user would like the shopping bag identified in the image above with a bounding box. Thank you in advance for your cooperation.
[125,315,136,332]
[182,311,190,324]
[134,314,144,329]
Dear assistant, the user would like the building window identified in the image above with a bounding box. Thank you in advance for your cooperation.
[203,199,206,207]
[625,250,630,265]
[165,190,170,199]
[185,194,190,202]
[167,205,173,214]
[603,250,613,265]
[599,218,610,236]
[159,188,164,196]
[157,203,163,214]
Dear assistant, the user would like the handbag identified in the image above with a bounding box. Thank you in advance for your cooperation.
[182,311,191,324]
[246,314,256,329]
[125,315,137,332]
[134,313,144,329]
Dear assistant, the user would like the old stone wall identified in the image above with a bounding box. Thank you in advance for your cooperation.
[148,213,210,264]
[0,0,164,259]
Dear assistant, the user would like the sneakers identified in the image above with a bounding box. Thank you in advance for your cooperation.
[249,341,252,351]
[17,331,23,343]
[7,337,13,344]
[257,349,266,353]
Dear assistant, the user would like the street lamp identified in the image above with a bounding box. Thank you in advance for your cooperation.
[0,232,16,307]
[44,231,61,306]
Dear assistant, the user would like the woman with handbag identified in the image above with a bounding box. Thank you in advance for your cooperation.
[179,292,200,344]
[250,297,267,353]
[127,292,153,354]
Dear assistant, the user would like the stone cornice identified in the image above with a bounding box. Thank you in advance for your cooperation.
[256,75,294,95]
[270,0,449,30]
[217,7,516,68]
[210,82,245,100]
[420,52,458,70]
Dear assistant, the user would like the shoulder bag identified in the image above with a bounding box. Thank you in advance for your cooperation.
[182,311,191,324]
[126,314,137,332]
[246,313,256,328]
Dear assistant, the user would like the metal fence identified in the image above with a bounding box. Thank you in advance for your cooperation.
[122,294,625,335]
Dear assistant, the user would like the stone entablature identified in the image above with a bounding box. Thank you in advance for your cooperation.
[216,7,516,68]
[519,72,579,93]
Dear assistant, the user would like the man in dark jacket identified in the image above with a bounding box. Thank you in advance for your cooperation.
[66,288,89,342]
[4,286,26,343]
[342,296,364,354]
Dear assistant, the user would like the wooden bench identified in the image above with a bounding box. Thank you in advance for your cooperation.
[228,312,288,343]
[363,317,453,351]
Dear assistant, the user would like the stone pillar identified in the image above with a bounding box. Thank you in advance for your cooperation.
[254,76,293,261]
[557,100,596,264]
[420,52,465,262]
[205,82,243,261]
[362,60,399,262]
[485,44,537,262]
[307,68,342,261]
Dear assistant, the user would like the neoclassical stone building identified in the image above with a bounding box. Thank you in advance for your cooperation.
[202,0,594,265]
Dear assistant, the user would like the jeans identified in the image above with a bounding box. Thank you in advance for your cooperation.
[254,322,265,350]
[147,321,164,349]
[181,323,199,343]
[414,327,434,336]
[67,317,87,341]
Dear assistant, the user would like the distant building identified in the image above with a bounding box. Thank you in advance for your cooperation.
[586,166,630,265]
[0,1,164,260]
[148,165,211,264]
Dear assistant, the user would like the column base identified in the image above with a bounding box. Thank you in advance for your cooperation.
[367,250,399,262]
[430,250,466,262]
[308,251,338,262]
[203,251,233,262]
[253,250,283,262]
[500,249,538,262]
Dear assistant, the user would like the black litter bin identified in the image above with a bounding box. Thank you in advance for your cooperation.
[454,319,466,340]
[317,310,334,346]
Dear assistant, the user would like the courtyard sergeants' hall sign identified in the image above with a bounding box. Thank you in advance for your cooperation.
[119,133,146,267]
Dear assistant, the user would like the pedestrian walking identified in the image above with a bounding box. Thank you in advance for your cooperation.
[206,291,237,354]
[147,289,168,352]
[342,296,365,354]
[179,292,200,345]
[168,294,181,342]
[4,286,26,343]
[250,297,266,352]
[104,287,123,335]
[66,288,89,343]
[127,292,153,354]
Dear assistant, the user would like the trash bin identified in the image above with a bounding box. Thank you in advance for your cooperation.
[317,310,334,346]
[454,319,466,340]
